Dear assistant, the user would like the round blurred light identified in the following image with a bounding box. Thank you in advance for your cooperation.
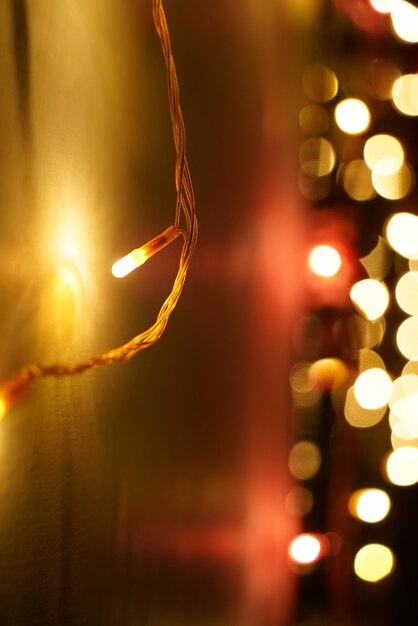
[396,272,418,315]
[298,171,332,202]
[389,374,418,409]
[300,137,336,177]
[349,488,391,523]
[386,446,418,485]
[350,279,390,321]
[343,159,376,201]
[354,368,392,410]
[335,98,370,135]
[285,487,314,517]
[392,74,418,116]
[288,441,322,480]
[354,544,394,582]
[308,244,341,277]
[364,135,404,176]
[369,0,393,13]
[289,534,322,564]
[396,317,418,359]
[391,430,418,449]
[308,358,347,391]
[372,163,413,200]
[390,394,418,439]
[302,63,339,103]
[368,59,401,101]
[386,213,418,258]
[391,1,418,44]
[344,386,387,428]
[299,104,329,135]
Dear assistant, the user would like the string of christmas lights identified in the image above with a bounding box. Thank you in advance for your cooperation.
[0,0,197,418]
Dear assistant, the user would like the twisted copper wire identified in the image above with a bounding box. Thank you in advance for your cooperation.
[5,0,197,390]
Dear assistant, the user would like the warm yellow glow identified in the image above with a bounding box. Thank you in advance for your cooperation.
[386,212,418,258]
[299,104,329,135]
[390,394,418,439]
[364,135,404,176]
[354,368,392,410]
[308,244,341,277]
[349,489,391,523]
[396,272,418,315]
[289,534,321,564]
[396,316,418,359]
[344,386,387,428]
[392,74,418,116]
[391,0,418,44]
[112,249,147,278]
[288,441,322,480]
[386,446,418,485]
[360,237,393,281]
[285,487,314,517]
[308,358,347,390]
[300,138,336,177]
[302,63,339,103]
[0,397,6,420]
[354,544,394,582]
[402,361,418,376]
[372,163,413,200]
[335,98,370,135]
[369,0,393,13]
[389,374,418,409]
[343,160,376,202]
[350,279,390,321]
[391,431,418,449]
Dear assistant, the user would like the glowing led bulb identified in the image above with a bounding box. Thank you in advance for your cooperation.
[335,98,370,135]
[354,368,392,410]
[308,245,341,277]
[288,534,322,564]
[112,225,181,279]
[354,544,394,582]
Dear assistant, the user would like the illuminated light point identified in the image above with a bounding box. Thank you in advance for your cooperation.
[364,135,404,176]
[112,225,181,279]
[386,213,418,259]
[354,544,394,582]
[396,317,418,360]
[288,441,322,480]
[391,0,418,44]
[386,446,418,486]
[308,245,342,278]
[354,368,392,410]
[335,98,370,135]
[288,534,325,565]
[369,0,393,13]
[349,489,391,523]
[350,279,390,321]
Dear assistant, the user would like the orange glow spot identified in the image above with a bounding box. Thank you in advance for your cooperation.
[288,534,324,565]
[0,397,6,420]
[308,358,347,391]
[308,245,341,277]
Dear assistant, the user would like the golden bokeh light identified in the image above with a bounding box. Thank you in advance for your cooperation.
[343,159,376,202]
[372,162,413,200]
[391,0,418,44]
[344,386,387,428]
[389,374,418,409]
[402,361,418,376]
[300,137,336,177]
[396,316,418,360]
[302,63,339,103]
[364,134,404,176]
[386,446,418,486]
[285,487,314,517]
[348,488,391,523]
[392,74,418,116]
[354,544,394,582]
[386,212,418,259]
[299,104,329,135]
[353,316,386,350]
[369,0,394,13]
[289,534,322,565]
[391,431,418,449]
[360,237,393,280]
[290,361,315,394]
[354,368,392,410]
[368,59,401,101]
[308,358,348,391]
[396,272,418,315]
[350,279,390,321]
[359,348,386,373]
[0,397,6,420]
[390,394,418,439]
[335,98,371,135]
[288,441,322,480]
[308,244,341,277]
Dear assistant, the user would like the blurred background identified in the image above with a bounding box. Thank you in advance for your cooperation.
[0,0,417,624]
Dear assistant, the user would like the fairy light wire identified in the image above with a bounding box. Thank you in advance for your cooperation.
[0,0,197,408]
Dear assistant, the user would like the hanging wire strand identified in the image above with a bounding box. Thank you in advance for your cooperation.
[0,0,197,412]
